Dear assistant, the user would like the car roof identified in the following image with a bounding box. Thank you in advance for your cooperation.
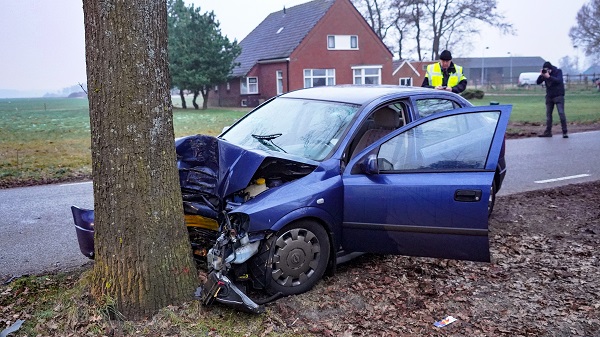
[280,85,460,106]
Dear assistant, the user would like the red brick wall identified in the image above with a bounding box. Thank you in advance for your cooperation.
[288,0,393,89]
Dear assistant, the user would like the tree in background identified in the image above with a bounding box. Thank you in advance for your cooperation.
[168,0,191,109]
[352,0,513,61]
[167,0,240,109]
[83,0,197,319]
[558,55,581,75]
[569,0,600,62]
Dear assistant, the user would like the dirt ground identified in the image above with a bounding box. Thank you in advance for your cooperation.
[266,180,600,336]
[1,125,599,336]
[505,121,600,139]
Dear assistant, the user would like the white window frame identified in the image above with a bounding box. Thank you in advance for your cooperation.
[327,35,359,50]
[276,70,284,95]
[303,69,336,88]
[352,66,382,85]
[399,77,413,86]
[240,77,258,94]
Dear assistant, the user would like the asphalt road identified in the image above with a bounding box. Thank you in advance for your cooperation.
[1,131,599,280]
[497,130,600,196]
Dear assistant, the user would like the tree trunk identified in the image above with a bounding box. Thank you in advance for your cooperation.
[179,89,187,109]
[201,91,209,110]
[83,0,197,320]
[192,90,200,109]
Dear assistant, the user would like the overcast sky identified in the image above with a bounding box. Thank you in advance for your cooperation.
[0,0,590,93]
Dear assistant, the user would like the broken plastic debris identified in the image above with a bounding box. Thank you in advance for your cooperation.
[0,319,25,337]
[434,316,457,328]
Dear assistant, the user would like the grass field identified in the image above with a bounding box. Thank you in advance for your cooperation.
[471,90,600,123]
[0,97,248,187]
[1,91,598,187]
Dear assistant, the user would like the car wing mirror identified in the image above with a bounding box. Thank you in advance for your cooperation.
[361,154,379,175]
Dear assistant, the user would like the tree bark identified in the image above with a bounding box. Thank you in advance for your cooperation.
[179,89,187,109]
[192,90,200,109]
[83,0,197,320]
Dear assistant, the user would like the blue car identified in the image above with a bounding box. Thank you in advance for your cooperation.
[73,85,510,313]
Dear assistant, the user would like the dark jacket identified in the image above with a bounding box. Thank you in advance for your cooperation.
[536,66,565,98]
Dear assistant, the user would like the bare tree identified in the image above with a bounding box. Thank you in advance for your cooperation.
[558,55,581,75]
[569,0,600,60]
[83,0,197,319]
[421,0,513,60]
[390,0,420,60]
[353,0,396,40]
[358,0,513,61]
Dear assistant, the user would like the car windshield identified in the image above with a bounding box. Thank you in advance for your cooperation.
[221,97,360,161]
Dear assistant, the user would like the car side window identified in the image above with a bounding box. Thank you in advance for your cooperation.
[415,99,457,118]
[377,111,500,172]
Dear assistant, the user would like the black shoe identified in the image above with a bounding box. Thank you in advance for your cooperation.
[538,133,552,137]
[563,133,568,138]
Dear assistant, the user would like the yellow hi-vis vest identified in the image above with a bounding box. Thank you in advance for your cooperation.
[425,62,466,87]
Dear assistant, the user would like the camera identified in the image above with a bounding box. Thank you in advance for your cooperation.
[542,69,547,74]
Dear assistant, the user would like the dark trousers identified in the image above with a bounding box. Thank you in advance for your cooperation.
[544,95,568,134]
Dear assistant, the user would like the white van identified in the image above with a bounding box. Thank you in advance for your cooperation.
[518,72,541,86]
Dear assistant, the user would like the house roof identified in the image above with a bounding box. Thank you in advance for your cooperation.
[231,0,335,77]
[582,64,600,75]
[452,56,545,68]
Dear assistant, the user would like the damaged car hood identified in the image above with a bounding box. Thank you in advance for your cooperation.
[176,134,317,219]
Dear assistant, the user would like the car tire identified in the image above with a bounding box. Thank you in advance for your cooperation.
[264,220,330,296]
[488,180,497,217]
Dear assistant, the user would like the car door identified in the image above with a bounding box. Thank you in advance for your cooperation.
[341,105,511,262]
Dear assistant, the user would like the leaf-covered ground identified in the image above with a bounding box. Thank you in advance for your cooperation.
[2,180,599,336]
[268,180,600,336]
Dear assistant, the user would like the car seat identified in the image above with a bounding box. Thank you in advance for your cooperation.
[351,107,400,159]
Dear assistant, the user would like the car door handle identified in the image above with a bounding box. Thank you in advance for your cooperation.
[454,189,482,202]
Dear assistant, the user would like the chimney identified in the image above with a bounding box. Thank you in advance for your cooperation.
[283,6,286,14]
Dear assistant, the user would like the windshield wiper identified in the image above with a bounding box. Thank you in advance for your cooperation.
[251,133,287,153]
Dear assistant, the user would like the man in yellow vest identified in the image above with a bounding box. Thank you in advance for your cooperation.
[421,50,467,94]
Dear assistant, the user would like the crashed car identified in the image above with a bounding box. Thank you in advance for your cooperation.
[73,85,510,313]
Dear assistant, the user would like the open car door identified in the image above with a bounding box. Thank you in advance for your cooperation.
[341,105,511,262]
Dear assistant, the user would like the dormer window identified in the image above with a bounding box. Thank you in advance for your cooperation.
[327,35,358,50]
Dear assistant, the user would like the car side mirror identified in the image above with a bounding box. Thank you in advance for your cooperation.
[362,154,379,175]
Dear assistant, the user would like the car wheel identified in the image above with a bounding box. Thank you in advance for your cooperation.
[265,220,330,296]
[488,180,497,217]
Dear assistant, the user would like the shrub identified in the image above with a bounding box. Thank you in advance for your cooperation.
[461,89,485,100]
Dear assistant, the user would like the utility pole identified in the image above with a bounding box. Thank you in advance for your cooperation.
[508,52,513,85]
[481,47,489,86]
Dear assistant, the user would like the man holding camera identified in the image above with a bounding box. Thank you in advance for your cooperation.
[537,61,568,138]
[421,50,467,94]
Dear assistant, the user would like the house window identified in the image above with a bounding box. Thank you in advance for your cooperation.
[276,70,284,95]
[353,66,381,85]
[226,82,230,91]
[399,77,413,86]
[304,69,335,88]
[241,99,248,107]
[327,35,358,50]
[240,77,258,94]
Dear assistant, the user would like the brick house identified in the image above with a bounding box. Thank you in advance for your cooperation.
[208,0,394,107]
[391,60,436,87]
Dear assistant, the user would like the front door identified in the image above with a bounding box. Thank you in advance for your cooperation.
[341,106,511,262]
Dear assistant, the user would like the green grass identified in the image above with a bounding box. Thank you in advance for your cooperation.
[1,92,598,187]
[471,90,600,123]
[0,97,248,186]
